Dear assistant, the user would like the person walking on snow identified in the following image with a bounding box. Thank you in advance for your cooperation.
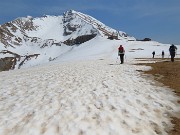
[169,44,177,62]
[162,50,165,58]
[152,51,155,58]
[118,45,125,64]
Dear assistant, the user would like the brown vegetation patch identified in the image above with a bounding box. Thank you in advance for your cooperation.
[136,58,180,135]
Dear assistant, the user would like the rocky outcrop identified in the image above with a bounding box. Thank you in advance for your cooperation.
[0,16,38,48]
[0,23,20,47]
[0,57,16,71]
[63,34,97,45]
[18,54,40,69]
[0,50,40,70]
[12,17,37,32]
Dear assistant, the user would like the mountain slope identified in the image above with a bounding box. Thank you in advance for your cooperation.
[0,10,136,70]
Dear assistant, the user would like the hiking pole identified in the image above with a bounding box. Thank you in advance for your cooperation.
[116,56,119,64]
[124,54,127,63]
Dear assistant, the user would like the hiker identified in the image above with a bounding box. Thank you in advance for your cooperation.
[162,50,165,58]
[152,51,155,58]
[169,44,177,62]
[118,45,125,64]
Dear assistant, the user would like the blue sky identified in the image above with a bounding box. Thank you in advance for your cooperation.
[1,0,180,44]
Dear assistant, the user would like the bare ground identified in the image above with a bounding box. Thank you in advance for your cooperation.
[136,58,180,135]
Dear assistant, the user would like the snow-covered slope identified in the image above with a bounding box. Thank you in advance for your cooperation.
[25,15,64,41]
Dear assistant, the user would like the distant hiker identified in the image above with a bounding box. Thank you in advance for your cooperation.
[118,45,125,64]
[162,50,165,58]
[169,44,177,62]
[152,51,155,58]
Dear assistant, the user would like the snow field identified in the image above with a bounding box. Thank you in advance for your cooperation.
[0,59,179,135]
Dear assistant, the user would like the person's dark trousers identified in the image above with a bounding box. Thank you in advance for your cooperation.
[120,54,124,64]
[170,53,175,62]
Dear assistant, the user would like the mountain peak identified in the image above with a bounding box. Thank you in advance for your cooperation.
[0,10,135,70]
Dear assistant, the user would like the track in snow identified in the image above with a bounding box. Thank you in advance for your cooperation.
[0,60,179,135]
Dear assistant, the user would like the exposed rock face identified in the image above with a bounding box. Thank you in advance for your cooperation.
[18,54,40,69]
[64,23,78,35]
[0,50,40,70]
[63,34,97,45]
[63,10,99,37]
[0,23,19,47]
[11,17,36,31]
[0,17,38,48]
[63,10,77,35]
[0,57,15,71]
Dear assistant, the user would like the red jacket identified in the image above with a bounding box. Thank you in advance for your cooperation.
[118,46,125,54]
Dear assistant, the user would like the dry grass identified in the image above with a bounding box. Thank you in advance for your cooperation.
[136,58,180,135]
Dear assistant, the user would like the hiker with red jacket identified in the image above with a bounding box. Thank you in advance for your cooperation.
[118,45,125,64]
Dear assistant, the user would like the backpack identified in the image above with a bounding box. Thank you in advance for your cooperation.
[119,47,124,53]
[170,46,176,52]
